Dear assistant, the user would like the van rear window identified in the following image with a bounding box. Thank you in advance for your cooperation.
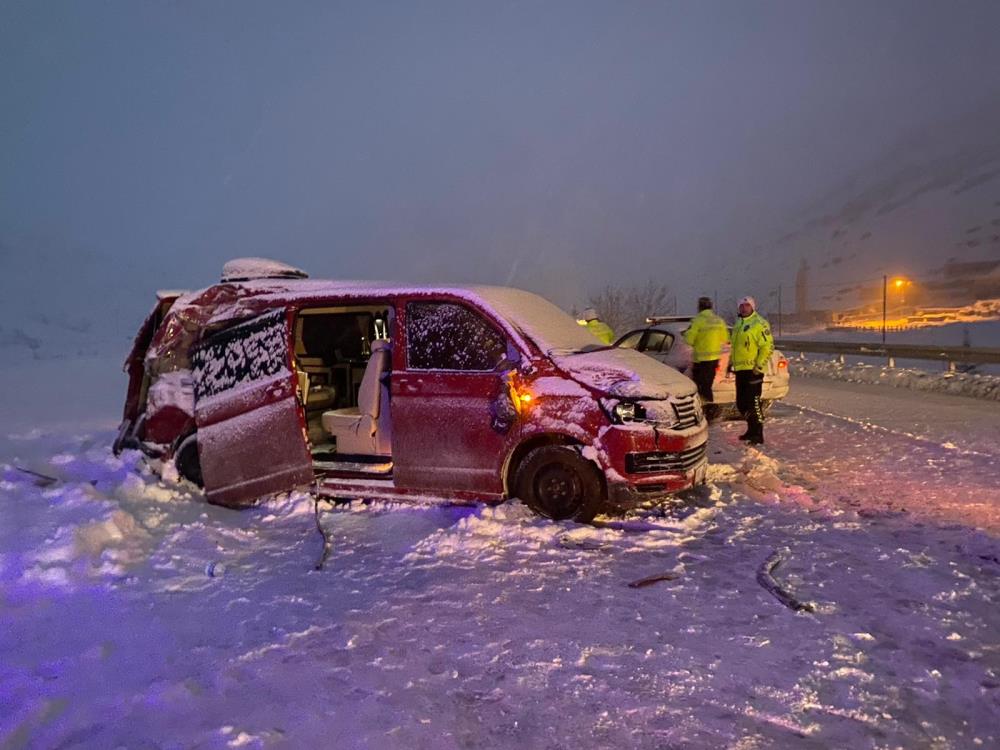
[406,302,506,371]
[192,310,289,400]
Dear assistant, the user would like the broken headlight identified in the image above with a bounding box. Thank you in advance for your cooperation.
[612,401,647,423]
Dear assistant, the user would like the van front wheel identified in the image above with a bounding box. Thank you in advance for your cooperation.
[514,446,604,523]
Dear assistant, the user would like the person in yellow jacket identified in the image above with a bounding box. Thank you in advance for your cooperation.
[682,297,728,420]
[581,307,615,345]
[729,295,773,444]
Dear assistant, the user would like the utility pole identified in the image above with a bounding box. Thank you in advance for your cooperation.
[881,274,887,344]
[777,285,782,337]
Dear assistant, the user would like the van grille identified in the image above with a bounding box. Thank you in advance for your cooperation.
[625,442,707,474]
[670,394,701,430]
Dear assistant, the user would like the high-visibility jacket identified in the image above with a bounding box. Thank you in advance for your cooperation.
[682,309,728,363]
[586,319,615,345]
[729,311,773,372]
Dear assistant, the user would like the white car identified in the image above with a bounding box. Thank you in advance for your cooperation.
[614,315,790,416]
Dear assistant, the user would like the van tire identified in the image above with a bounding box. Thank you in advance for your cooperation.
[514,446,604,523]
[175,433,204,488]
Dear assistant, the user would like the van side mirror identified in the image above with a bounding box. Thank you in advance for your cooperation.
[496,355,520,373]
[496,342,522,373]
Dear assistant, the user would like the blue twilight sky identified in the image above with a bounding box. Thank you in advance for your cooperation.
[2,0,1000,352]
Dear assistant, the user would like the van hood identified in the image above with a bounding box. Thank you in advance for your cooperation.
[551,347,696,400]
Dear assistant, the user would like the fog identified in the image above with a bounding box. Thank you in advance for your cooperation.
[3,0,1000,353]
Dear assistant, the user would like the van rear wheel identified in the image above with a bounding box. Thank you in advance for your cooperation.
[514,446,604,523]
[175,433,204,488]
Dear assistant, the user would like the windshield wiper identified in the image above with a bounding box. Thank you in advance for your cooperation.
[551,344,618,357]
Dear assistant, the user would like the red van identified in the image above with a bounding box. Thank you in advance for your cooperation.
[116,259,708,522]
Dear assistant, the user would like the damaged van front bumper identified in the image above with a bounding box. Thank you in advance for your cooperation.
[597,422,709,512]
[606,459,707,511]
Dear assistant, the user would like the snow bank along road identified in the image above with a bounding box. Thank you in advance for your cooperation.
[1,379,998,749]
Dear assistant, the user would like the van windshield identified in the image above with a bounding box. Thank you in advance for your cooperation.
[477,288,607,355]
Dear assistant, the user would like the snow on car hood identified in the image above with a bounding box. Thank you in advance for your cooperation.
[552,347,695,399]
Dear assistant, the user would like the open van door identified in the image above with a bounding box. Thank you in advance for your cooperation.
[192,309,314,508]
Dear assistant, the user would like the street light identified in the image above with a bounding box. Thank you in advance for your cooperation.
[891,276,911,306]
[882,275,912,344]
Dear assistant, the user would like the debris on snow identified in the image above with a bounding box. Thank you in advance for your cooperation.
[756,547,816,613]
[627,571,681,588]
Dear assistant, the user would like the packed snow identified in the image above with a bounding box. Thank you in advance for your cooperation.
[790,358,1000,402]
[2,379,998,749]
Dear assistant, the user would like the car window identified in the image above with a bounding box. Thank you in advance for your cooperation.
[406,302,508,371]
[616,331,644,350]
[644,331,675,353]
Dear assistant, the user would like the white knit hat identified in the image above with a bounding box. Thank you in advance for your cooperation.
[738,296,756,311]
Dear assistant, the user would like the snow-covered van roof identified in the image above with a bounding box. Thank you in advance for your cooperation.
[144,276,599,375]
[221,258,308,282]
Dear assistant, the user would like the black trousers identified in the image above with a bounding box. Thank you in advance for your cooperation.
[691,360,719,403]
[735,369,765,437]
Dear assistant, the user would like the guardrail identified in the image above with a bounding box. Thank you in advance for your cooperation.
[774,339,1000,367]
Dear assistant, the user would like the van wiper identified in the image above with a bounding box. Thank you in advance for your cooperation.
[555,344,618,356]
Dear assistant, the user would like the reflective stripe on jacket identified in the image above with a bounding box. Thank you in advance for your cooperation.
[587,319,615,345]
[682,309,728,363]
[729,311,773,371]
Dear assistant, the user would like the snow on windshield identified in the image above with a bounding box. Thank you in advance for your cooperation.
[474,287,602,353]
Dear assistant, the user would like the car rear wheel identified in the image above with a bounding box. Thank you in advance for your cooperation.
[514,446,604,523]
[174,433,204,488]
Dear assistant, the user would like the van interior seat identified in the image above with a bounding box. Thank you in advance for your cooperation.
[321,339,392,456]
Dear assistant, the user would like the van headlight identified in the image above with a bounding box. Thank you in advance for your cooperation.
[612,401,646,423]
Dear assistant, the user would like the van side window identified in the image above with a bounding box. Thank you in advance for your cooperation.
[406,302,507,371]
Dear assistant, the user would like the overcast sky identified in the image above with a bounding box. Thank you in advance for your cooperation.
[3,0,1000,344]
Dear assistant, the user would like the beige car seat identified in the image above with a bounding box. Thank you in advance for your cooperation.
[321,339,392,456]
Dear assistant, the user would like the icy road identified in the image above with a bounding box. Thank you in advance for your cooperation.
[2,378,998,749]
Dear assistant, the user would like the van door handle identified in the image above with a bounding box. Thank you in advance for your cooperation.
[395,375,420,393]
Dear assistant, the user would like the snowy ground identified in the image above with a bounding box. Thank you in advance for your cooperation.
[2,380,999,749]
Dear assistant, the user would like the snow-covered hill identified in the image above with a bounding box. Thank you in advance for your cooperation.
[725,104,1000,315]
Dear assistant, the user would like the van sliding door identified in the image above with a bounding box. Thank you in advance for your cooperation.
[192,309,314,508]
